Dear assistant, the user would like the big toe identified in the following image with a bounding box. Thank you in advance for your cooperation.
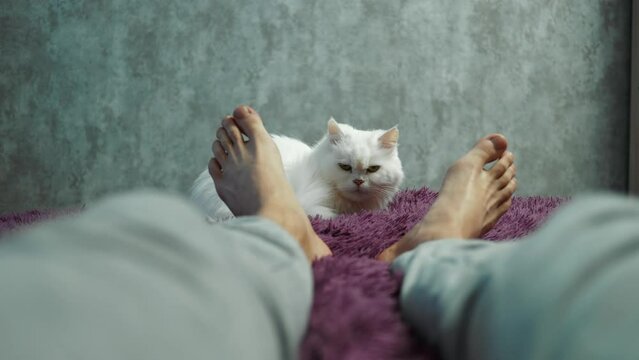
[467,133,508,164]
[232,105,267,138]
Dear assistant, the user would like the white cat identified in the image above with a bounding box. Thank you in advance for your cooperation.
[191,117,404,219]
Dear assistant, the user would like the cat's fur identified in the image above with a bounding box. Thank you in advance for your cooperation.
[191,117,404,219]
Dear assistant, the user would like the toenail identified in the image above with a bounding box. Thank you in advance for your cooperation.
[243,106,252,114]
[487,134,506,146]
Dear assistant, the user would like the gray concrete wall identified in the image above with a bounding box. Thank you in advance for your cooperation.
[0,0,631,212]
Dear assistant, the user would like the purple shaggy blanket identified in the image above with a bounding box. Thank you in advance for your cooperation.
[0,187,565,360]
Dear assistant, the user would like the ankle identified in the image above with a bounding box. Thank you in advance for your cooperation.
[411,223,463,243]
[376,242,400,262]
[259,205,313,245]
[418,205,466,239]
[379,222,462,262]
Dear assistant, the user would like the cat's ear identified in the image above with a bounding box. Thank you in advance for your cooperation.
[379,126,399,148]
[327,117,343,144]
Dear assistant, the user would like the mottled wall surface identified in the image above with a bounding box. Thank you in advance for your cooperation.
[0,0,630,212]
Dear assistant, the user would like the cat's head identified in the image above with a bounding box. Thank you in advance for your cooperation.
[317,117,404,206]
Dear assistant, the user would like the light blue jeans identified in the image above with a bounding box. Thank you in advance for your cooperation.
[1,191,637,360]
[394,194,639,360]
[0,190,312,360]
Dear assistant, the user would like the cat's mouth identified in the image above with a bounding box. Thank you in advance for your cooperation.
[351,185,369,192]
[340,187,370,199]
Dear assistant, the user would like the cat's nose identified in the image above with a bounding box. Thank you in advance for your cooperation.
[353,179,364,186]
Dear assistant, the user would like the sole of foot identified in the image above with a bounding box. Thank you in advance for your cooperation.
[377,134,516,262]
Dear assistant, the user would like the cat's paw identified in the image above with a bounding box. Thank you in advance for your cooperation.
[307,206,336,219]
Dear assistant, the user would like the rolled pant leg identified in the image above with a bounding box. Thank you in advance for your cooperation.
[393,194,639,360]
[0,190,312,360]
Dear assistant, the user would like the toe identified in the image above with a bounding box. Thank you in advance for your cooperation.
[490,177,517,209]
[495,164,516,189]
[501,178,517,197]
[222,115,244,145]
[495,197,513,219]
[212,140,227,161]
[216,127,233,151]
[482,197,513,235]
[232,105,267,138]
[489,151,514,178]
[466,134,508,165]
[208,157,223,180]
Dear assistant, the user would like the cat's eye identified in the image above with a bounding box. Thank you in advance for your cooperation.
[367,165,381,173]
[338,163,352,171]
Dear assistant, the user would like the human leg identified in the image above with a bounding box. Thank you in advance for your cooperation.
[394,194,639,360]
[0,104,335,360]
[383,134,639,359]
[0,190,311,360]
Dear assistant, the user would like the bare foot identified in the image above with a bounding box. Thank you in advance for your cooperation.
[377,134,516,262]
[208,105,332,261]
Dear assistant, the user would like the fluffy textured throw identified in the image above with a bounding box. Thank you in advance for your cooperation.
[0,187,565,360]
